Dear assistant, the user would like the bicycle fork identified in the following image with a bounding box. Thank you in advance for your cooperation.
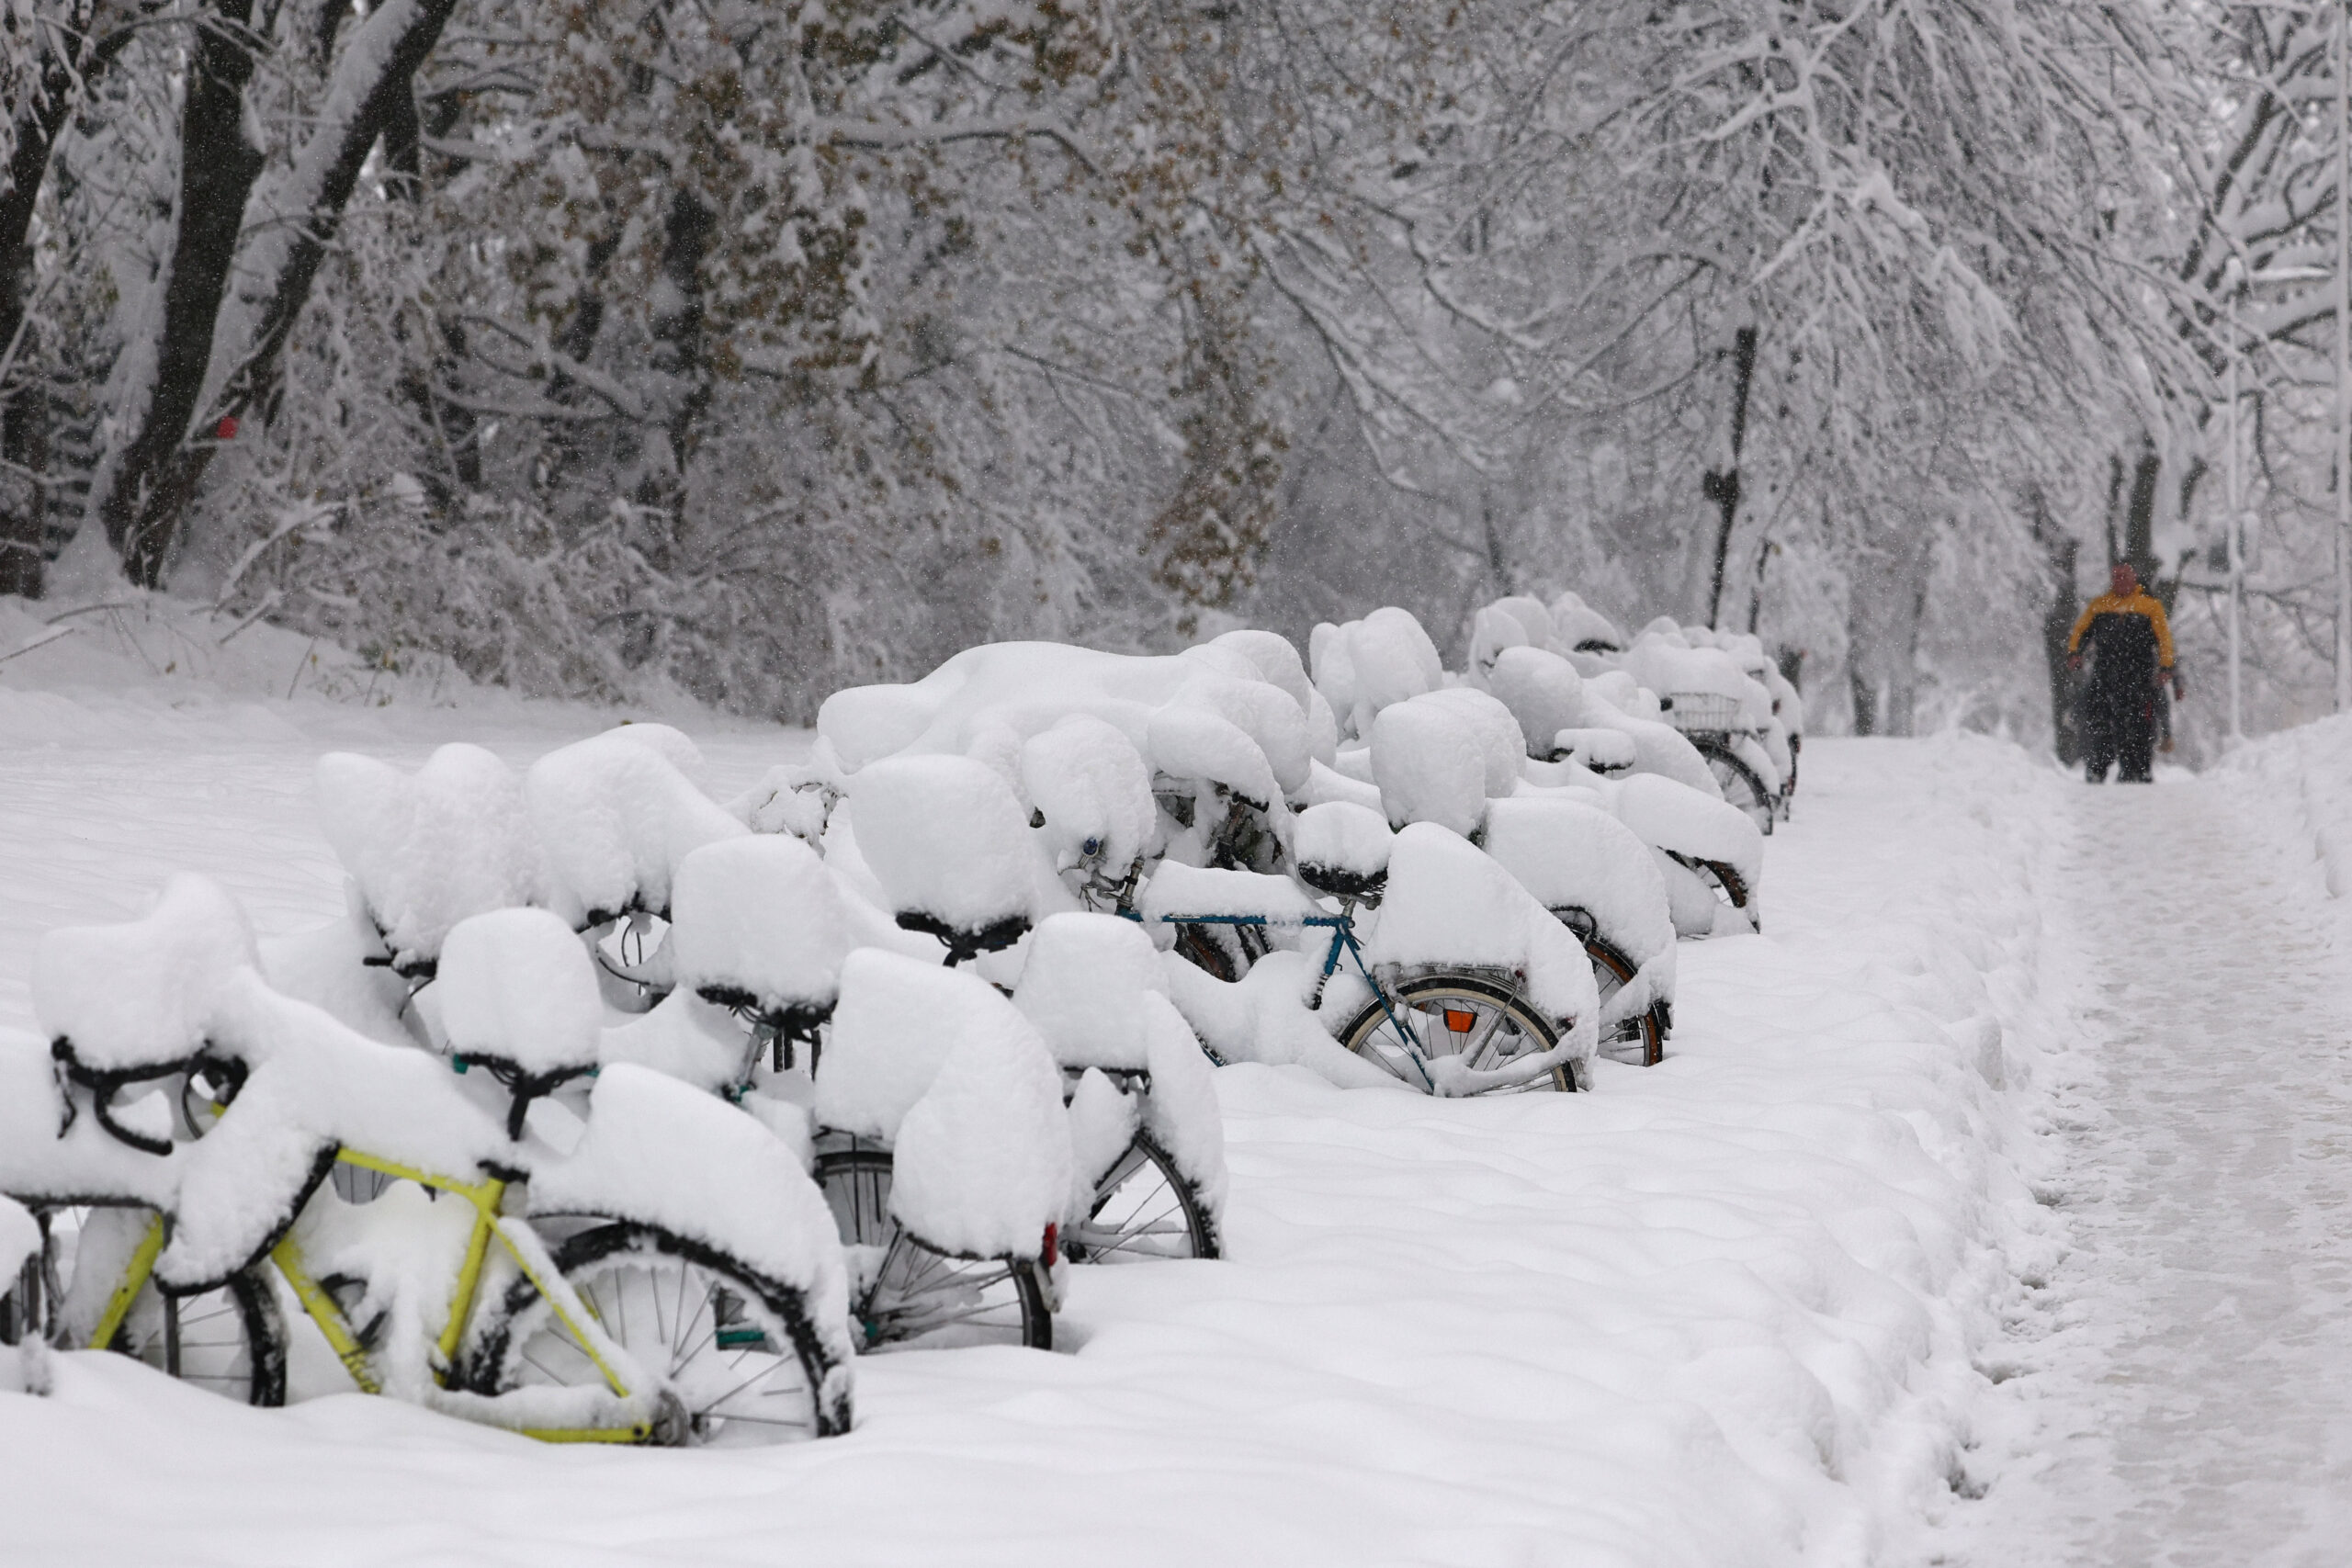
[1306,914,1436,1094]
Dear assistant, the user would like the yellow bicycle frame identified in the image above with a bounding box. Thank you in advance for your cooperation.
[87,1147,655,1444]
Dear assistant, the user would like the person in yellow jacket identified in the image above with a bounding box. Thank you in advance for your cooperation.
[2066,561,2177,784]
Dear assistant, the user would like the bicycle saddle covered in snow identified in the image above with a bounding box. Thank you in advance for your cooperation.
[848,754,1048,964]
[434,907,606,1137]
[34,874,262,1154]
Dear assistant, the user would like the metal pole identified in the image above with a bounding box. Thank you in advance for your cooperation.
[2229,276,2245,739]
[2338,0,2352,710]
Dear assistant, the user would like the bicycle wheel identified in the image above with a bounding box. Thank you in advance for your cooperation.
[814,1148,1051,1350]
[1668,852,1758,934]
[474,1223,846,1444]
[1337,973,1573,1095]
[1067,1133,1217,1264]
[1695,739,1775,835]
[1584,936,1664,1067]
[30,1203,285,1404]
[0,1246,40,1347]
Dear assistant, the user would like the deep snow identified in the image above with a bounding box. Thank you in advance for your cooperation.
[1,616,2088,1565]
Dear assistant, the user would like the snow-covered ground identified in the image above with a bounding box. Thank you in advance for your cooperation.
[0,614,2125,1565]
[1930,729,2352,1567]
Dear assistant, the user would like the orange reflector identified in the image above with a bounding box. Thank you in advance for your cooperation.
[1443,1009,1478,1034]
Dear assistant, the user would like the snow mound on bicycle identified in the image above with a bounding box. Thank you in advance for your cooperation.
[35,874,259,1075]
[1369,825,1600,1049]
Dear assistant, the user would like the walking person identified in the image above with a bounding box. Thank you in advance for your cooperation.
[2067,561,2177,784]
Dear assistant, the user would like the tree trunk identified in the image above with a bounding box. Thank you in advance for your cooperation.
[1847,586,1879,736]
[2102,453,2124,569]
[650,186,715,479]
[2122,444,2162,577]
[1880,544,1932,737]
[1702,323,1758,627]
[0,3,131,597]
[1745,523,1778,634]
[2030,487,2083,764]
[385,79,480,502]
[121,0,465,575]
[92,0,268,587]
[1844,515,1934,738]
[1849,658,1880,737]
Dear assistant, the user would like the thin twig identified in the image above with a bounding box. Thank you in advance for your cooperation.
[0,626,77,664]
[287,636,319,701]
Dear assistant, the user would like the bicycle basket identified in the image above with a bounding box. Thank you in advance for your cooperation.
[1663,692,1741,734]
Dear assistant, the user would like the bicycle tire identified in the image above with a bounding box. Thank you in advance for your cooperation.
[1667,852,1757,933]
[1336,972,1575,1094]
[1694,739,1775,836]
[1067,1133,1218,1264]
[0,1250,36,1347]
[467,1221,851,1443]
[1583,936,1664,1067]
[26,1202,286,1404]
[813,1148,1052,1351]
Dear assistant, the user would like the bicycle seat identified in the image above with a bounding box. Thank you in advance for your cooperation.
[34,874,263,1154]
[1546,728,1635,773]
[849,755,1042,966]
[892,908,1030,965]
[1292,801,1392,905]
[316,745,541,978]
[667,834,864,1069]
[1013,912,1166,1072]
[526,728,748,929]
[435,908,605,1136]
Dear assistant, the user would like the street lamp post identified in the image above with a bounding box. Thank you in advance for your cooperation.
[2229,259,2245,739]
[2337,0,2351,710]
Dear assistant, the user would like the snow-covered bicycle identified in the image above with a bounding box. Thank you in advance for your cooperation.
[9,884,857,1443]
[1134,805,1600,1095]
[846,764,1226,1279]
[1658,690,1781,836]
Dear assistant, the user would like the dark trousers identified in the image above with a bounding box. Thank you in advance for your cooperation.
[2084,687,2155,784]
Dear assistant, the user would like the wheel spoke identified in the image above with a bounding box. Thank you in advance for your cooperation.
[494,1232,823,1444]
[701,1358,788,1415]
[706,1410,814,1429]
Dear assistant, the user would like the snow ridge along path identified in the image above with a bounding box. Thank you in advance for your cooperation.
[0,681,2070,1567]
[1946,756,2352,1567]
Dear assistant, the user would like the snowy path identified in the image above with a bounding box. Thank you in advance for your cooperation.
[1956,774,2352,1564]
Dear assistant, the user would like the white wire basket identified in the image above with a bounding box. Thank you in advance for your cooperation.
[1663,692,1742,734]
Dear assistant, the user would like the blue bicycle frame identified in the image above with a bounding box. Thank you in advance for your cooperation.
[1147,908,1437,1092]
